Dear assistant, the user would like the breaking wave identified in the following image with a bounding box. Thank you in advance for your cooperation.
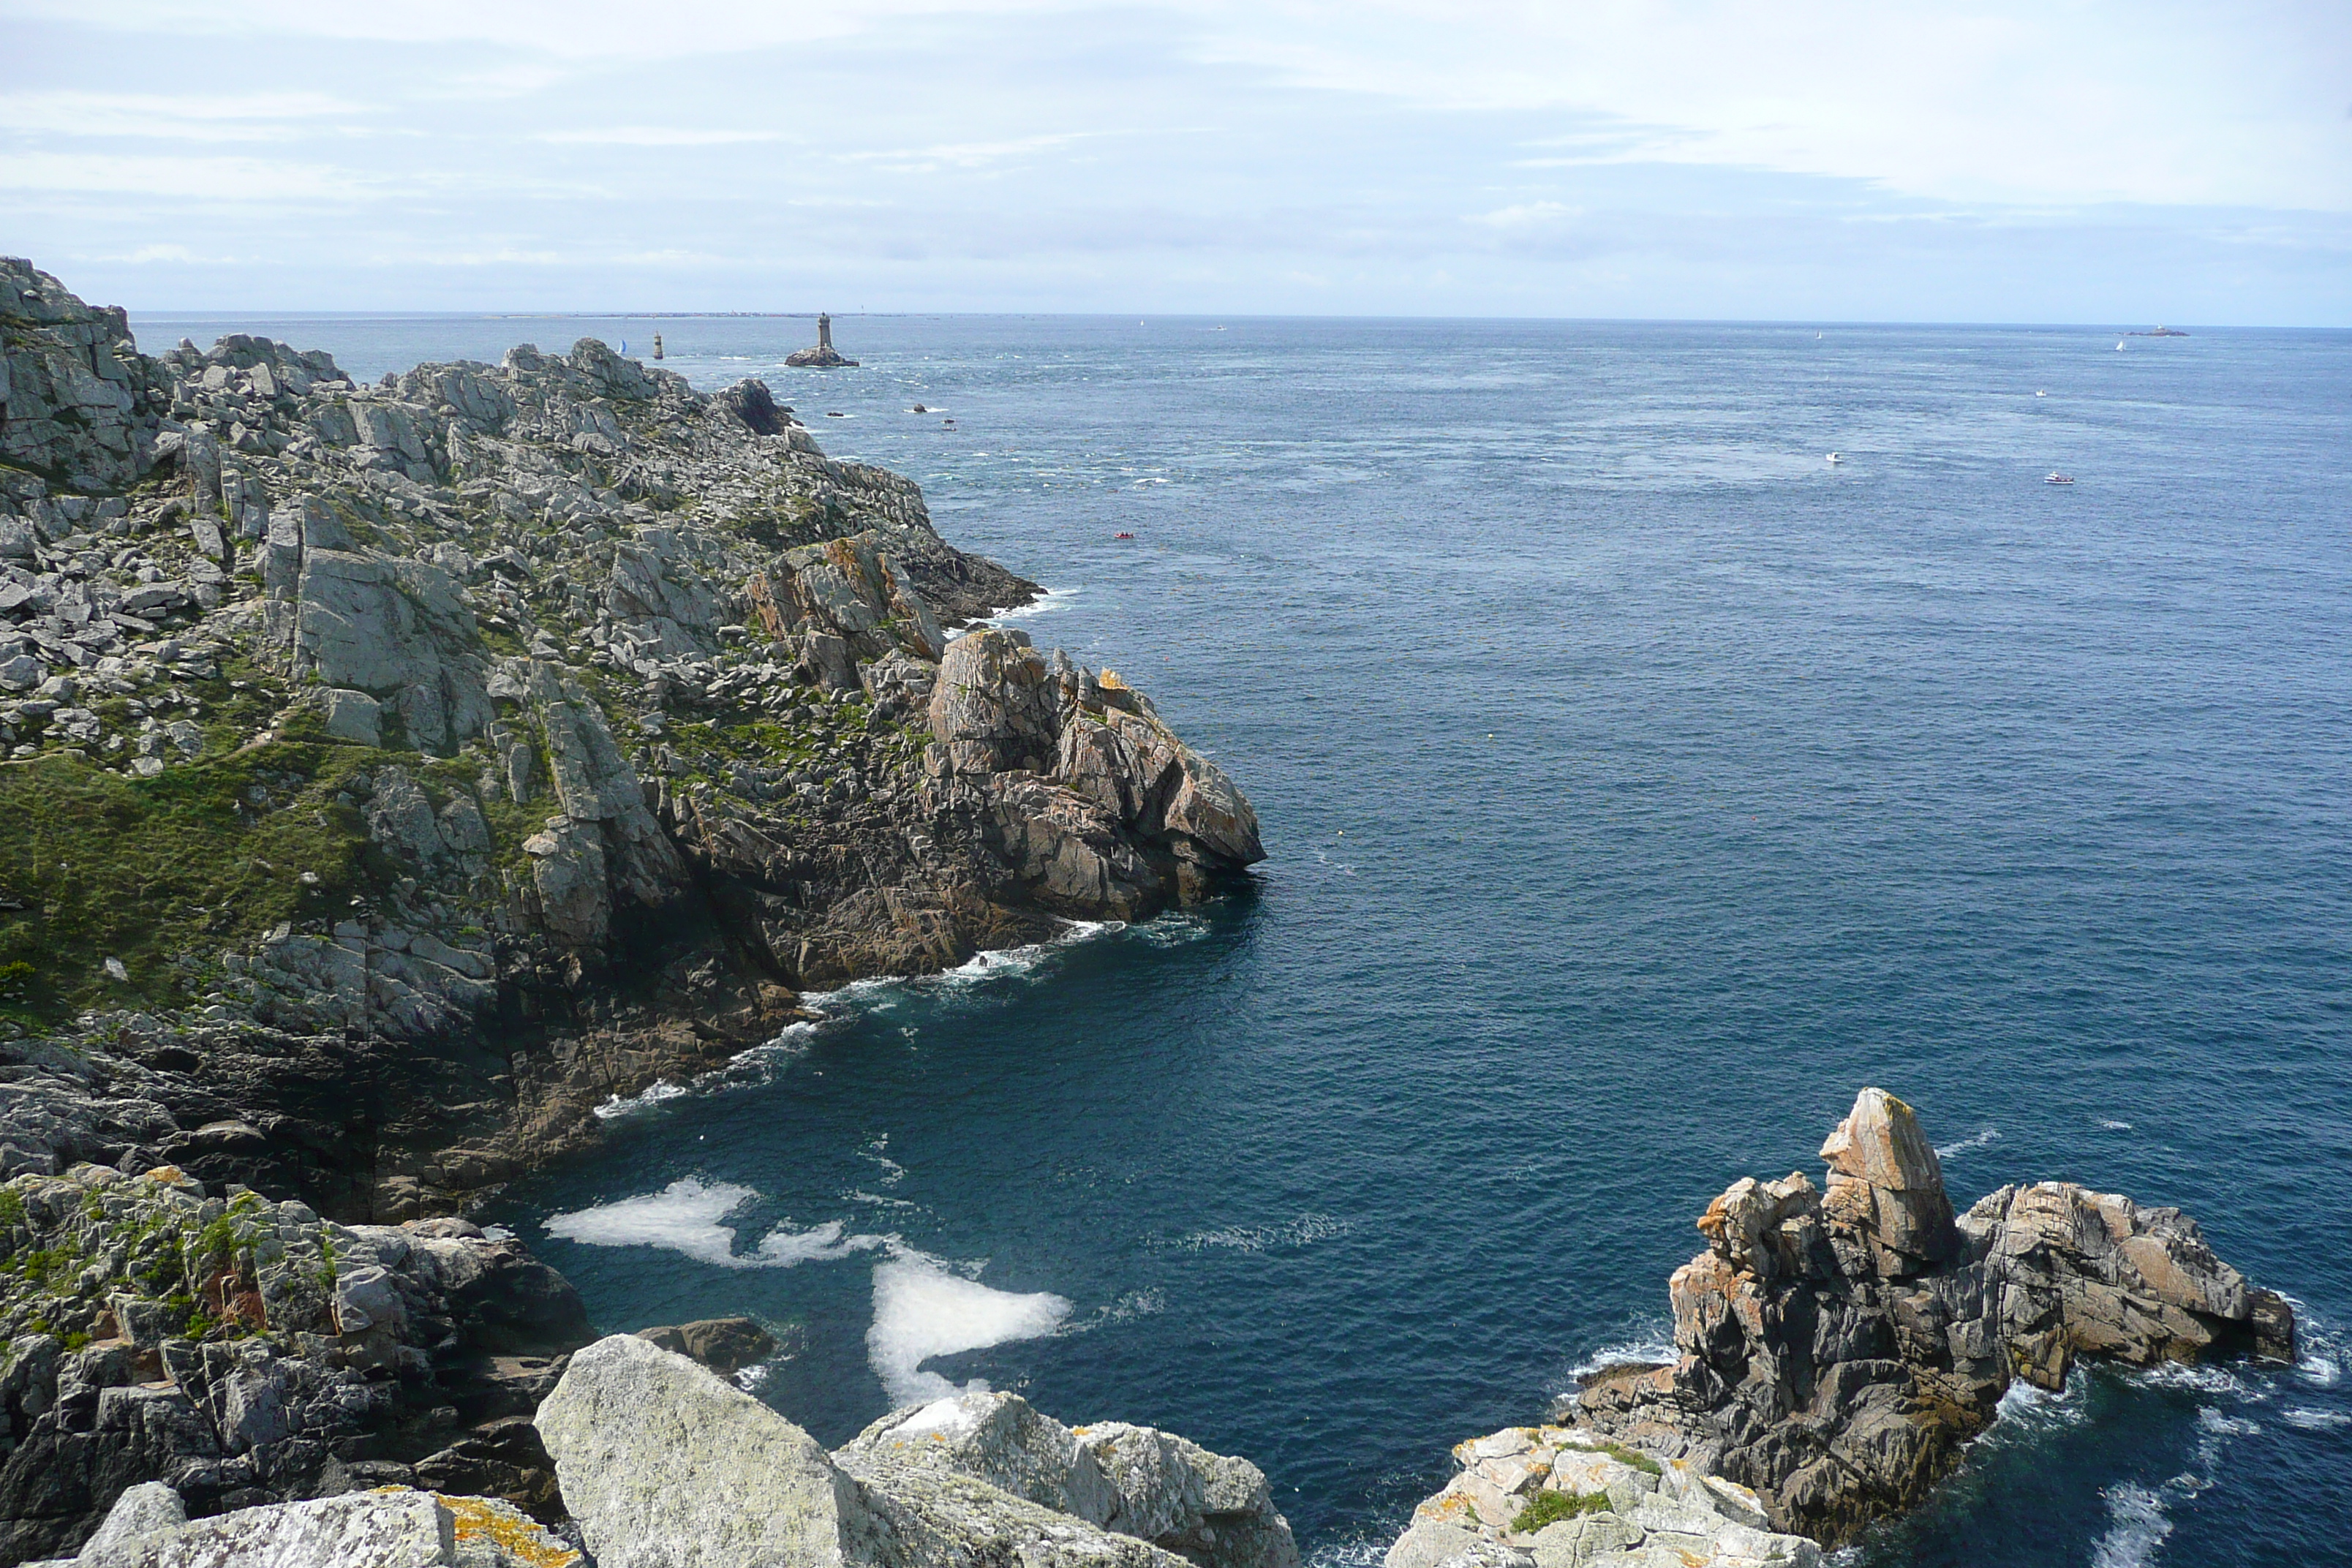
[2089,1482,2173,1568]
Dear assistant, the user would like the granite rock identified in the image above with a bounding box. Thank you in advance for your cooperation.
[1569,1088,2296,1543]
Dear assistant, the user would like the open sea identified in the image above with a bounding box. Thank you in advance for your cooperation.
[135,309,2352,1567]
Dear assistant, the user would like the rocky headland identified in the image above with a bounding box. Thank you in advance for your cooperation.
[1384,1088,2294,1567]
[0,256,1261,1221]
[0,257,1263,1559]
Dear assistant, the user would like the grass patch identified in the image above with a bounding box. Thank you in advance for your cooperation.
[1597,1441,1662,1477]
[0,742,399,1022]
[1512,1490,1612,1533]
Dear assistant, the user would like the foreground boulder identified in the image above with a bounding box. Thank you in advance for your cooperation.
[22,1482,576,1567]
[534,1334,1296,1568]
[837,1391,1298,1568]
[1569,1088,2295,1543]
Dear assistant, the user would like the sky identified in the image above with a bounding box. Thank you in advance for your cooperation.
[4,1,2349,323]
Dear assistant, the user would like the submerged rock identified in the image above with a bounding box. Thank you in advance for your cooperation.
[631,1316,777,1375]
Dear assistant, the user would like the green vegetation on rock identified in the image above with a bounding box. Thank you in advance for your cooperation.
[1512,1490,1613,1533]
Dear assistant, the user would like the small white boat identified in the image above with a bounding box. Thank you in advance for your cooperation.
[2117,339,2127,351]
[2036,390,2048,398]
[1826,453,1843,464]
[2045,472,2074,485]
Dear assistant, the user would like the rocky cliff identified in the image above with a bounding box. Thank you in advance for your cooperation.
[0,257,1263,1224]
[0,1161,589,1563]
[1399,1088,2295,1564]
[0,258,1264,1564]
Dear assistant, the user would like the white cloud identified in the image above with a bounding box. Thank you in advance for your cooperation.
[0,151,371,202]
[4,0,2345,318]
[535,127,788,146]
[0,89,364,141]
[841,132,1098,173]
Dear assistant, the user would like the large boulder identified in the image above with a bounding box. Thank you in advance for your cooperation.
[293,547,493,752]
[930,629,1058,774]
[538,1336,1272,1568]
[27,1482,576,1567]
[837,1391,1299,1568]
[533,1333,879,1568]
[1817,1088,1955,1276]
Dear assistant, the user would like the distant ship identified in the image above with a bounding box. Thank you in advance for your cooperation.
[2128,326,2190,337]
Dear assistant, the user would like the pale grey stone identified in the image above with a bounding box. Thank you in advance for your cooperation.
[79,1481,186,1556]
[1525,1515,1641,1568]
[320,687,382,746]
[534,1333,882,1568]
[69,1488,454,1567]
[837,1392,1298,1568]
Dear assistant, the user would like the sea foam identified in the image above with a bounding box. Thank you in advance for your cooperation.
[1934,1127,2001,1159]
[867,1250,1072,1405]
[2089,1482,2174,1568]
[543,1178,881,1269]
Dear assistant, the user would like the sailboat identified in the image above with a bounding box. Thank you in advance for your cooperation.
[2116,339,2127,351]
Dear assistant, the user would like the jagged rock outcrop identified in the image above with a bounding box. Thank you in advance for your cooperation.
[0,259,1264,1224]
[0,1163,587,1561]
[0,260,172,493]
[1567,1089,2296,1544]
[535,1335,1294,1568]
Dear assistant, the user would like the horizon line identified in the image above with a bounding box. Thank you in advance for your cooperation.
[120,309,2350,333]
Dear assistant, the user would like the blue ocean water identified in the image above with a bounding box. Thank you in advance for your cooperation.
[137,310,2352,1567]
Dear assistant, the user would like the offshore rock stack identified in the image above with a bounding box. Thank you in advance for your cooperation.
[785,312,858,369]
[1387,1090,2296,1567]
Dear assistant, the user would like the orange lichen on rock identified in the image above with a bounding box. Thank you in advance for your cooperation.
[437,1493,581,1568]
